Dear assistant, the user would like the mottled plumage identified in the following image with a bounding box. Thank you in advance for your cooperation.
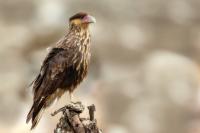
[26,12,96,129]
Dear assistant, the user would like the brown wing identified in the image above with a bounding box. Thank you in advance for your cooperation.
[33,47,80,99]
[32,48,63,98]
[27,47,81,129]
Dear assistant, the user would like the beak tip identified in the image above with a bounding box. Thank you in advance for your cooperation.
[88,15,96,23]
[83,15,96,24]
[92,18,96,23]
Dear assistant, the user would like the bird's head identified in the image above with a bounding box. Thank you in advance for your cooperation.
[69,12,96,28]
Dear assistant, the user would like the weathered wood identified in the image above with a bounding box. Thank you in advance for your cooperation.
[52,102,102,133]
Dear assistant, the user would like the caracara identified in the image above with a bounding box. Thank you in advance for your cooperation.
[26,12,96,129]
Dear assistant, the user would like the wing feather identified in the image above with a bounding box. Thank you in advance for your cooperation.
[33,47,81,101]
[32,48,64,98]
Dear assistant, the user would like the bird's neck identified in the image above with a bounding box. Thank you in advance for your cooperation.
[56,25,90,49]
[69,25,91,47]
[70,25,91,63]
[70,25,90,37]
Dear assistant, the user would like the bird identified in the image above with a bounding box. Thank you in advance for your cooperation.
[26,12,96,129]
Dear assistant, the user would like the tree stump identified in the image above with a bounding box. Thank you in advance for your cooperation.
[52,102,102,133]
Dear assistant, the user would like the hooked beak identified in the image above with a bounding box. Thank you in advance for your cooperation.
[82,15,96,24]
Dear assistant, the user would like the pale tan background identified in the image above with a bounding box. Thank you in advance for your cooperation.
[1,0,200,133]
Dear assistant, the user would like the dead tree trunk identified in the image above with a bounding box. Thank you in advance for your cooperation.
[52,102,102,133]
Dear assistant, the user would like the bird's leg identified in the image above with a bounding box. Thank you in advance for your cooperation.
[69,92,80,104]
[69,92,74,102]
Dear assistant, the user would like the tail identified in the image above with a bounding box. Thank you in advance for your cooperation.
[26,97,47,130]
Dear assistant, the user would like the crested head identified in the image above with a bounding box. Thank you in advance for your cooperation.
[69,12,96,28]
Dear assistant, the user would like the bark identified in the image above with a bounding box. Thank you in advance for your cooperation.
[52,102,102,133]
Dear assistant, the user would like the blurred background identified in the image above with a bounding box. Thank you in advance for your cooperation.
[1,0,200,133]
